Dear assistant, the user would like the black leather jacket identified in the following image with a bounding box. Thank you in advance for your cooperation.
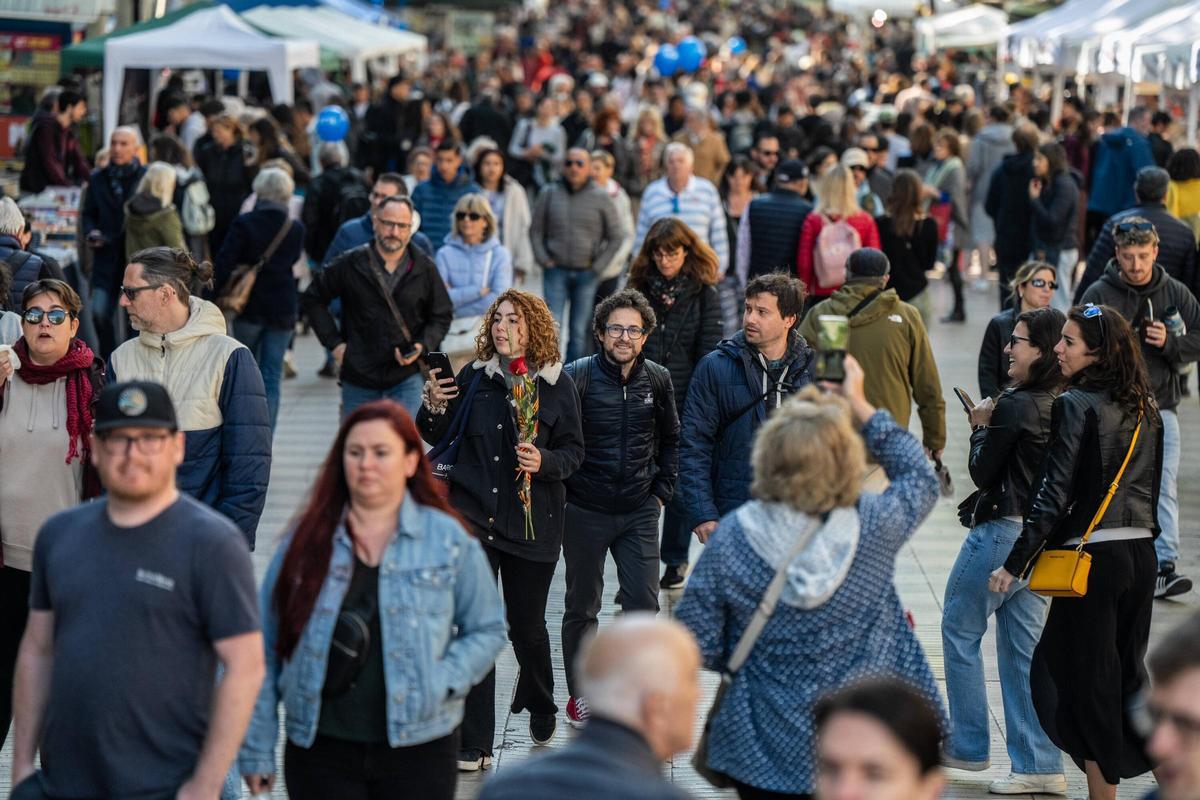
[1003,387,1163,577]
[966,387,1056,525]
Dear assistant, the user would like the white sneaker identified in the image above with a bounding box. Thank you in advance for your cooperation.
[988,772,1068,795]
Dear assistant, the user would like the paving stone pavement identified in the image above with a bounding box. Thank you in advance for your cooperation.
[1,276,1196,799]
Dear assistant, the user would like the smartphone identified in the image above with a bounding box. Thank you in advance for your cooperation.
[423,351,455,380]
[953,387,974,414]
[814,315,849,383]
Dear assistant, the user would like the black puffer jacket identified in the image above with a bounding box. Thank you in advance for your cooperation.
[634,277,723,412]
[416,358,584,563]
[977,307,1018,400]
[1003,388,1163,578]
[563,354,680,514]
[966,387,1057,525]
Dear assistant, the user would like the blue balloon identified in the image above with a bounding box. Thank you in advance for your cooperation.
[316,105,350,143]
[654,44,680,77]
[677,36,706,73]
[727,36,747,55]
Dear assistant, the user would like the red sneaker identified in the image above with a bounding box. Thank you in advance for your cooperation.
[566,696,590,728]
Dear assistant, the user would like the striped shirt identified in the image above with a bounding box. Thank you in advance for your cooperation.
[634,176,729,276]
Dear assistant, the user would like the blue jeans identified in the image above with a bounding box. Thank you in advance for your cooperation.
[231,319,292,431]
[1155,408,1180,567]
[543,267,598,363]
[942,518,1061,774]
[341,373,424,420]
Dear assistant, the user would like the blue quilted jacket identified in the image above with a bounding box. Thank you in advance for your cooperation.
[411,166,482,253]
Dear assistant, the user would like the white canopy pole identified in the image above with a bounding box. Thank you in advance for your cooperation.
[1051,64,1066,122]
[1189,84,1199,144]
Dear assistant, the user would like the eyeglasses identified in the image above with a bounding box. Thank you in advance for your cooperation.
[120,284,162,301]
[375,219,412,231]
[653,247,685,260]
[564,159,587,168]
[1008,334,1032,347]
[98,431,172,456]
[22,308,74,326]
[604,324,646,340]
[1115,220,1155,234]
[850,165,868,173]
[1083,302,1107,343]
[455,211,484,221]
[1029,277,1059,289]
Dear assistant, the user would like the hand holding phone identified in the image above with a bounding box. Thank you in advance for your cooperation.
[953,387,974,414]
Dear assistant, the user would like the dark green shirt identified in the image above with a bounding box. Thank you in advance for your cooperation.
[317,556,388,743]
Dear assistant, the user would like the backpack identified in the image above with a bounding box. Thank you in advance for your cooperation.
[180,178,216,236]
[334,181,372,227]
[571,356,673,426]
[812,214,861,289]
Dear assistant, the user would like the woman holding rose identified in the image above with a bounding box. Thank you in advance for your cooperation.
[417,288,584,772]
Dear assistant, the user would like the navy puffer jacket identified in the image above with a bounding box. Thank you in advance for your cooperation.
[677,330,814,532]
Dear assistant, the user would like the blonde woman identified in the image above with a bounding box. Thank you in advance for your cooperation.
[124,161,185,258]
[797,164,881,304]
[436,193,514,357]
[628,106,668,198]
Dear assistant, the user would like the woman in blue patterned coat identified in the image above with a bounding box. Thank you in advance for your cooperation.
[676,356,944,799]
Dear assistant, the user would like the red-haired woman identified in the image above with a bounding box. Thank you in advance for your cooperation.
[419,288,584,771]
[238,401,506,799]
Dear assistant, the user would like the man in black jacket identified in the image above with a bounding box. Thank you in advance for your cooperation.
[301,196,452,417]
[300,143,365,264]
[1079,218,1200,599]
[561,290,679,728]
[1075,167,1196,301]
[736,159,811,283]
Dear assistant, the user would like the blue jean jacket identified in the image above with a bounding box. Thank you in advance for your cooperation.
[238,494,507,775]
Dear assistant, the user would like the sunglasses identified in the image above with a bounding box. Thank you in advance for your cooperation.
[22,308,75,326]
[564,159,587,168]
[1115,220,1155,234]
[1083,302,1107,343]
[1008,334,1032,348]
[456,212,484,221]
[1028,277,1058,289]
[120,284,162,301]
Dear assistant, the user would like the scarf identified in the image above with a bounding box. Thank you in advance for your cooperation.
[13,338,96,464]
[645,271,695,310]
[107,158,142,207]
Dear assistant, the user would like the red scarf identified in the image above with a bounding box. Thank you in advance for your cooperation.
[12,338,96,464]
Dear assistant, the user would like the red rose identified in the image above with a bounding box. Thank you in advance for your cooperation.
[508,357,529,376]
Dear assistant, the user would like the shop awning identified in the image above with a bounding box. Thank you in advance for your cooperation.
[60,0,213,73]
[916,5,1008,54]
[222,0,407,28]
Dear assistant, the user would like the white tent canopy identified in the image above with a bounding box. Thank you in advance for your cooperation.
[915,5,1008,54]
[1002,0,1161,70]
[243,5,427,82]
[1073,0,1192,78]
[103,5,319,142]
[1131,7,1200,88]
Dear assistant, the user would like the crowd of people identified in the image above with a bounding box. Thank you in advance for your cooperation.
[3,2,1200,797]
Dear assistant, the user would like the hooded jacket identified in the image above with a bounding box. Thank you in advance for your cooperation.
[984,152,1035,263]
[108,297,271,547]
[1076,204,1197,300]
[411,166,483,253]
[799,283,945,451]
[676,411,943,794]
[124,193,186,259]
[1088,127,1156,217]
[1078,261,1200,411]
[435,235,514,318]
[677,329,815,531]
[966,123,1014,208]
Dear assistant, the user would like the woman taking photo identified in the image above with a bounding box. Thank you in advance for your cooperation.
[508,96,566,191]
[977,261,1058,399]
[797,164,881,306]
[677,358,944,799]
[991,304,1162,800]
[194,114,254,257]
[875,169,939,322]
[473,148,534,286]
[942,307,1067,791]
[0,279,103,749]
[626,217,723,589]
[238,401,506,799]
[1028,142,1080,310]
[214,167,305,431]
[124,161,186,257]
[418,289,583,771]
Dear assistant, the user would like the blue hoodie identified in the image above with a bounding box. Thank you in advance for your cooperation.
[435,234,513,317]
[411,166,482,253]
[1088,126,1155,217]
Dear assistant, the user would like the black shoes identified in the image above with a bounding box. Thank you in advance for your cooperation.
[940,310,966,324]
[1156,563,1193,599]
[660,564,688,590]
[530,712,557,745]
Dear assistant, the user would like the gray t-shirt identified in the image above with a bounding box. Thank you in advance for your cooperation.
[29,494,260,799]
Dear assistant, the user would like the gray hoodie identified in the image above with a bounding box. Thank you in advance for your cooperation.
[967,123,1015,206]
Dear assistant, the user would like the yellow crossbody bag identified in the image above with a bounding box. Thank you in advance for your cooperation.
[1028,412,1143,598]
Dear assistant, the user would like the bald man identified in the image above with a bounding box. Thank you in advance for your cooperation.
[478,615,700,800]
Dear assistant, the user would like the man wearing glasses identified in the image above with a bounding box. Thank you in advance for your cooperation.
[561,289,679,728]
[1143,611,1200,800]
[10,381,263,800]
[302,195,453,417]
[1079,217,1200,599]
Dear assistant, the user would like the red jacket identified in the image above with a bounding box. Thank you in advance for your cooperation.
[796,211,881,297]
[19,111,90,194]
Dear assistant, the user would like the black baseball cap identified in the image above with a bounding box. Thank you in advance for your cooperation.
[94,381,178,433]
[776,159,809,184]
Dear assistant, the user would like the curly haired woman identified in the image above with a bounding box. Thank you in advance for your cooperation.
[417,288,584,772]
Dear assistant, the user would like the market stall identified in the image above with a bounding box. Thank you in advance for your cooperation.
[101,4,319,142]
[915,5,1008,56]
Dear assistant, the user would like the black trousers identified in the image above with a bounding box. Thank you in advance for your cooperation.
[561,499,661,696]
[460,543,558,755]
[0,567,31,750]
[284,732,458,800]
[734,781,812,800]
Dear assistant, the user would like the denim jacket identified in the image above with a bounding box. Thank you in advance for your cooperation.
[238,494,507,775]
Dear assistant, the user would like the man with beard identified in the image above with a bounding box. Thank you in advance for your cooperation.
[302,196,453,417]
[561,289,679,728]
